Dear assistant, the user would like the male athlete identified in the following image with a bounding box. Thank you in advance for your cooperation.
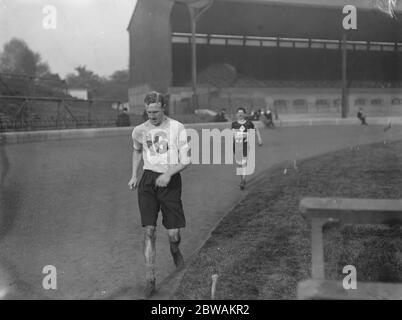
[232,107,263,190]
[128,91,190,298]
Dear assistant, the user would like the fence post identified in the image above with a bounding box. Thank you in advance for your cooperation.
[88,100,93,127]
[311,217,327,279]
[56,101,61,129]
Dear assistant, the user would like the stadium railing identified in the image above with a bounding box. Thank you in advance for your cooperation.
[297,197,402,300]
[0,117,144,132]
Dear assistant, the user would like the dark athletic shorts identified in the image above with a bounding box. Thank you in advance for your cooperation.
[138,170,186,229]
[233,141,249,157]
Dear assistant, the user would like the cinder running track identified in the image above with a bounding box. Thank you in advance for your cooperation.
[0,124,401,299]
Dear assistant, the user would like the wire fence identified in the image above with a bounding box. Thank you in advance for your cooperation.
[0,95,140,132]
[0,72,220,132]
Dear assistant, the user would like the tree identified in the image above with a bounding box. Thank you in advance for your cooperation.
[66,65,105,97]
[0,38,50,76]
[0,38,65,97]
[102,70,129,101]
[66,67,129,101]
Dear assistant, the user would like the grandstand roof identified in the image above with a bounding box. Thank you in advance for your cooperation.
[217,0,402,12]
[171,0,402,42]
[128,0,402,30]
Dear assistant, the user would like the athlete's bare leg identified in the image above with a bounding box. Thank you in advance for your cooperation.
[168,228,184,269]
[144,226,156,280]
[143,225,156,297]
[238,162,247,189]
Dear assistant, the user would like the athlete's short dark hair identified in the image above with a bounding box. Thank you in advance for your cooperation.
[236,107,246,113]
[144,91,166,107]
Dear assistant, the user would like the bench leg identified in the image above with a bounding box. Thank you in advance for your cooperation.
[311,218,327,279]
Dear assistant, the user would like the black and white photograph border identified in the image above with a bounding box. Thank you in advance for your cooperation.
[0,0,401,305]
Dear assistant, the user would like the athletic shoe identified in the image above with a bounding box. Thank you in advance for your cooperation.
[239,180,246,190]
[172,249,185,270]
[143,279,156,299]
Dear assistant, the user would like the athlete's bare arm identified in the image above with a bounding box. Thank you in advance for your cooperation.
[128,147,143,190]
[168,162,190,175]
[155,163,190,187]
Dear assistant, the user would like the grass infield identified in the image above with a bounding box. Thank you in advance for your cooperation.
[173,140,402,299]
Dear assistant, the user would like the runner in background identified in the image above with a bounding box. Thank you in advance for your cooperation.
[231,107,263,190]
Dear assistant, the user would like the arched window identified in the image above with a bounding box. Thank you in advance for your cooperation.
[293,99,306,106]
[274,99,288,107]
[355,98,366,106]
[316,99,329,106]
[371,98,382,106]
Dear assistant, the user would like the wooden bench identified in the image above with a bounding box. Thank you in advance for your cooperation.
[298,197,402,300]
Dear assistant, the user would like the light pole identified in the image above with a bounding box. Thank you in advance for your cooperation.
[341,30,349,119]
[175,0,213,111]
[189,7,198,110]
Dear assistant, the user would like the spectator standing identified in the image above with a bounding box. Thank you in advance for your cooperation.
[116,107,131,127]
[264,109,275,128]
[214,108,228,122]
[357,108,368,126]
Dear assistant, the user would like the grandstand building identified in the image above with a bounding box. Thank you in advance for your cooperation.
[127,0,402,117]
